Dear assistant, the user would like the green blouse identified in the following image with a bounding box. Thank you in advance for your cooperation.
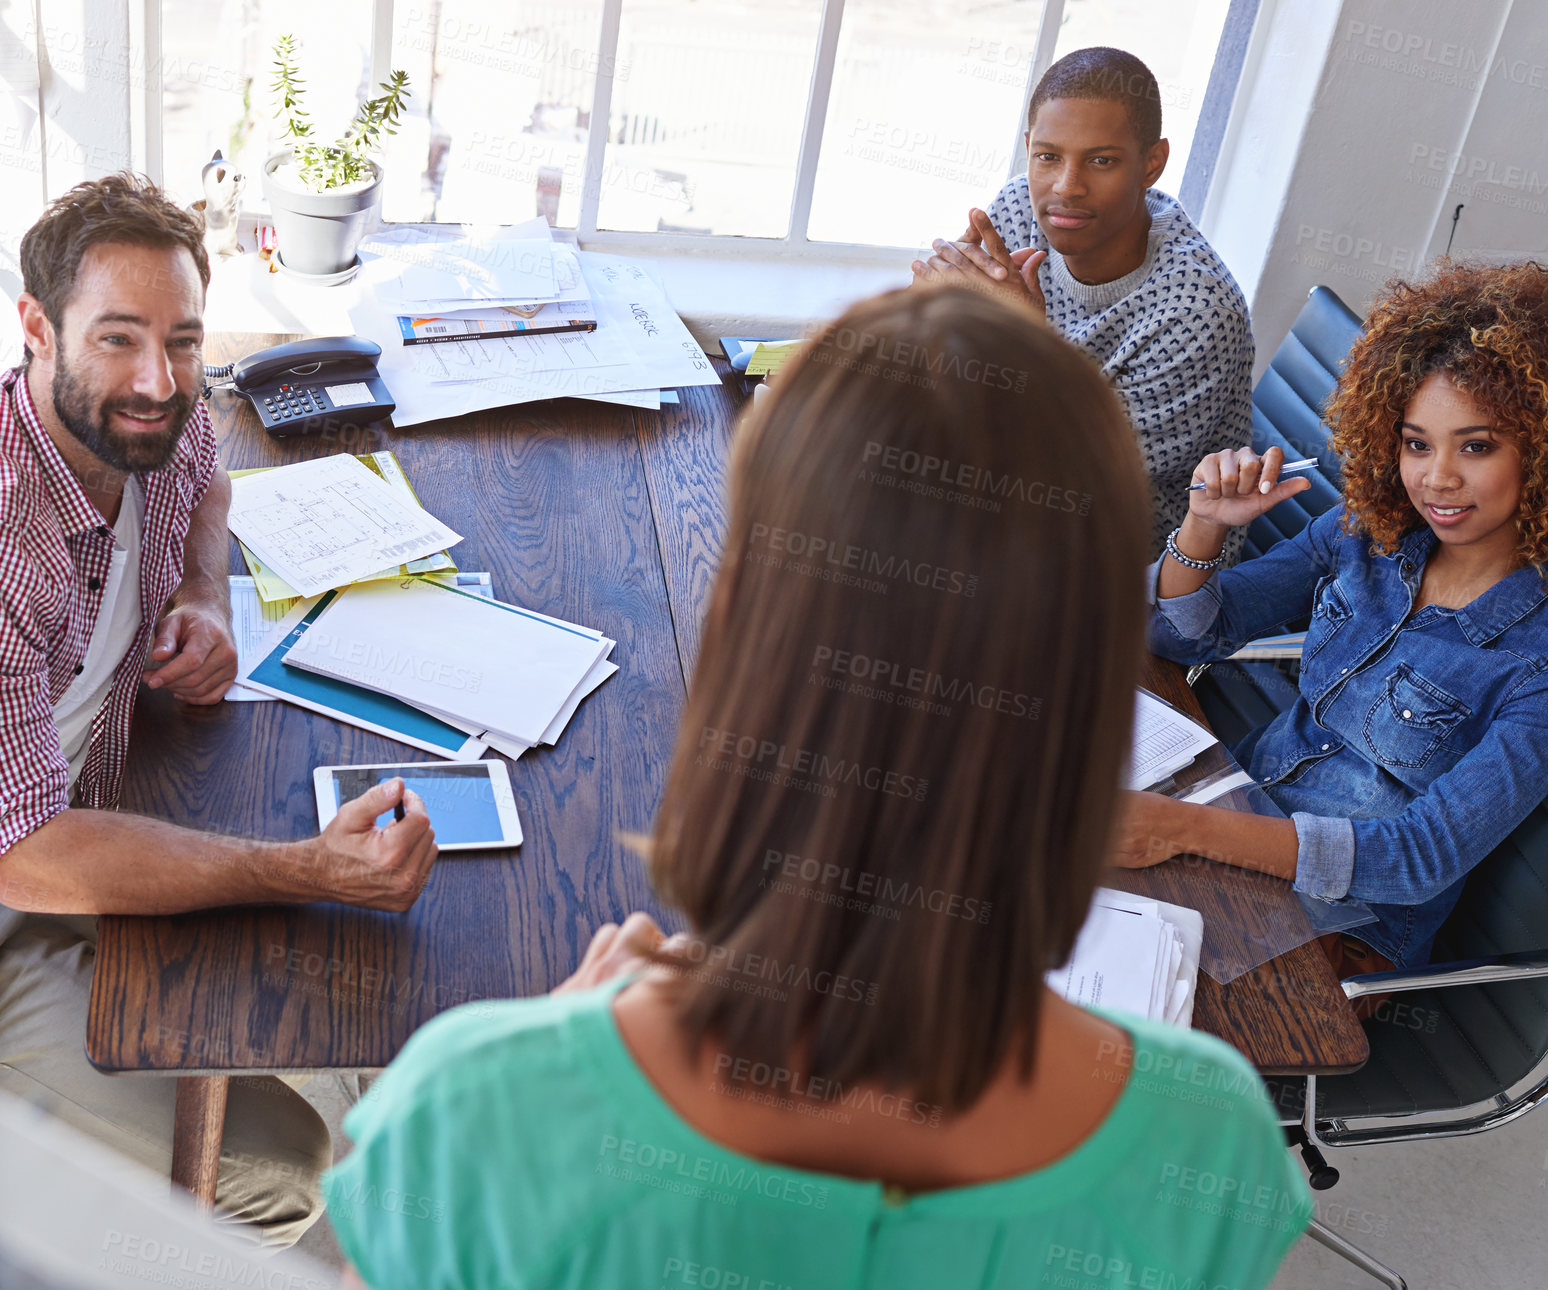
[324,979,1310,1289]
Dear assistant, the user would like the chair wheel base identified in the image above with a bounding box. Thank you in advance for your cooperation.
[1287,1124,1340,1189]
[1305,1159,1340,1190]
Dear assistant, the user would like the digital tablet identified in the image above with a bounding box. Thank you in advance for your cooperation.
[313,761,522,851]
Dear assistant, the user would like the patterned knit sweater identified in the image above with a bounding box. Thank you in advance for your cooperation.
[987,178,1254,562]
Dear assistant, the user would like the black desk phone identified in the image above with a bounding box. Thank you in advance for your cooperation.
[204,336,396,436]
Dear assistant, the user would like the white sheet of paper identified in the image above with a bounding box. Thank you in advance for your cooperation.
[1177,768,1257,805]
[443,655,617,758]
[1079,888,1204,1028]
[481,732,532,761]
[578,389,664,410]
[1047,902,1168,1017]
[348,248,718,427]
[282,578,609,746]
[227,455,463,599]
[225,572,495,702]
[436,610,618,747]
[542,657,618,743]
[226,575,297,701]
[384,238,560,303]
[1128,689,1219,790]
[234,592,485,759]
[405,245,588,310]
[410,323,637,383]
[579,252,721,389]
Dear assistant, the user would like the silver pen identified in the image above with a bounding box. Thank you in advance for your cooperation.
[1187,457,1321,491]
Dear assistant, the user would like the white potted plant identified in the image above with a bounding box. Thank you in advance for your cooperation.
[261,34,411,279]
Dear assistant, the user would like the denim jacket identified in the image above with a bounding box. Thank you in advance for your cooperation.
[1147,504,1548,967]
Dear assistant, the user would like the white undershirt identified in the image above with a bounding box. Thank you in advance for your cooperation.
[54,477,144,789]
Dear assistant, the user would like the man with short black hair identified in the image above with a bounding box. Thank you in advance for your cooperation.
[0,172,439,1246]
[915,46,1253,561]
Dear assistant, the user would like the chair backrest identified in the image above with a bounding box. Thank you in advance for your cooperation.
[1430,799,1548,1064]
[1242,285,1363,560]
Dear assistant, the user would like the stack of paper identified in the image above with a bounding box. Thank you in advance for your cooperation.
[377,236,603,361]
[224,452,619,755]
[227,453,463,599]
[345,222,722,426]
[1046,888,1204,1027]
[256,577,617,759]
[1129,689,1219,790]
[227,570,492,705]
[232,451,458,603]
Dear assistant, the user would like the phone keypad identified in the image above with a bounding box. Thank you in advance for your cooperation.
[262,384,330,424]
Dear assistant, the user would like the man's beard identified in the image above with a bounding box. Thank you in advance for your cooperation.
[51,357,193,473]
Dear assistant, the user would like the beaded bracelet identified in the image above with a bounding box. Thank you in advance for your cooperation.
[1165,526,1226,571]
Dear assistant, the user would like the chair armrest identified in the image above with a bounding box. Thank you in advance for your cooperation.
[1226,633,1306,661]
[1341,949,1548,999]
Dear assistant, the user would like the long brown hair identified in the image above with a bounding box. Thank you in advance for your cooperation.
[649,286,1150,1110]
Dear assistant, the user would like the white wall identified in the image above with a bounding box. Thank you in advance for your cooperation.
[1204,0,1548,378]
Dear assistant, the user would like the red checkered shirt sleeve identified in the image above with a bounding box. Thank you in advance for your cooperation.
[0,455,71,853]
[182,400,219,507]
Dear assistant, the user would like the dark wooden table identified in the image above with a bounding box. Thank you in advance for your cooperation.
[87,333,1364,1196]
[89,332,738,1074]
[1126,657,1369,1077]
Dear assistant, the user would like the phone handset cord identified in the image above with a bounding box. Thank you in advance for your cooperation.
[201,361,235,400]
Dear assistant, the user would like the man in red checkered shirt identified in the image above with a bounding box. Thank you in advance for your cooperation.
[0,175,438,1248]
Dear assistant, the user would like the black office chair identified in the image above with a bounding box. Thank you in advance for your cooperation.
[1189,286,1548,1290]
[1190,284,1361,747]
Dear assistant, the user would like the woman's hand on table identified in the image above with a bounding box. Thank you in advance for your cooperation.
[1110,792,1303,883]
[1187,445,1312,530]
[1109,791,1189,868]
[553,912,688,994]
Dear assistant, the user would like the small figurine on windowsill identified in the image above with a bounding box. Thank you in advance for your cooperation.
[195,150,244,258]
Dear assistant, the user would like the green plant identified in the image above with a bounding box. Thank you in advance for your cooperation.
[269,33,410,192]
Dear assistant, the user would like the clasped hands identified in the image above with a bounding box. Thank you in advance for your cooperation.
[911,207,1049,317]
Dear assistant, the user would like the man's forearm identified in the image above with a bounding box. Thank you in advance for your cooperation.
[0,808,321,915]
[174,465,232,607]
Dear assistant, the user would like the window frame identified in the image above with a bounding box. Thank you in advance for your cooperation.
[136,0,1248,258]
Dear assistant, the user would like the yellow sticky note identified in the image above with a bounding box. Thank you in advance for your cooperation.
[744,340,801,377]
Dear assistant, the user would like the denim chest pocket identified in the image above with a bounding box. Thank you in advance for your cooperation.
[1302,575,1353,661]
[1361,665,1472,768]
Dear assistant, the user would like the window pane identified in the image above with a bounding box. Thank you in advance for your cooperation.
[160,1,374,211]
[808,0,1233,248]
[595,0,823,238]
[383,1,606,227]
[1049,0,1233,193]
[807,0,1049,248]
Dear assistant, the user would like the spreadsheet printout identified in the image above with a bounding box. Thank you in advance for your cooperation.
[1128,689,1218,790]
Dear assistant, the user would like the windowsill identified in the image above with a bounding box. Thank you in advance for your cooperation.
[598,248,912,347]
[198,217,914,349]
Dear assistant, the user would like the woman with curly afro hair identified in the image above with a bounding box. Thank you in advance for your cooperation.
[1117,260,1548,975]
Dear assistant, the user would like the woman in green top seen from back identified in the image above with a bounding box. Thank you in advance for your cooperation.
[323,286,1312,1290]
